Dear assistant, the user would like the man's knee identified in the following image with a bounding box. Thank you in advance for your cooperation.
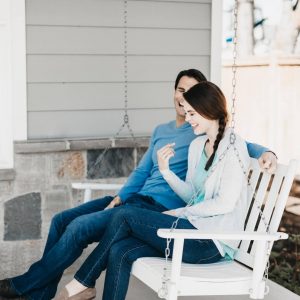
[51,211,64,229]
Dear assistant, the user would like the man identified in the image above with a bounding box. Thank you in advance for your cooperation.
[0,69,276,300]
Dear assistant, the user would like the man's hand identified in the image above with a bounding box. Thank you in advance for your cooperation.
[258,151,277,174]
[105,196,122,210]
[157,143,175,171]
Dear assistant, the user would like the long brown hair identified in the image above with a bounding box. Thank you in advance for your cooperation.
[183,81,228,171]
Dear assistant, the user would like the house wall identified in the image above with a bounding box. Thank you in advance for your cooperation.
[0,0,223,279]
[26,0,213,139]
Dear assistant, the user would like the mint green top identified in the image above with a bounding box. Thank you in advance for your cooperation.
[192,148,236,260]
[192,149,208,205]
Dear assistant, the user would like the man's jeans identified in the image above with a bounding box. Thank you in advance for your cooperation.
[74,206,222,300]
[10,194,166,300]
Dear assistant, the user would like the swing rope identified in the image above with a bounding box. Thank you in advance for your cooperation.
[87,0,137,177]
[158,1,271,298]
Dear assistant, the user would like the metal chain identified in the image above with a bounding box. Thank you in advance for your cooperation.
[231,0,238,131]
[87,0,137,176]
[123,0,137,143]
[158,0,271,297]
[230,0,271,292]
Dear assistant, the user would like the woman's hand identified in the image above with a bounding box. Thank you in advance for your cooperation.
[163,210,176,216]
[157,143,175,171]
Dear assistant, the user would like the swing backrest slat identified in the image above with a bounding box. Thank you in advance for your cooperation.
[235,158,298,268]
[239,161,271,254]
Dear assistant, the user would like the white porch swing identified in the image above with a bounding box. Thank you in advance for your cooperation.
[72,1,299,299]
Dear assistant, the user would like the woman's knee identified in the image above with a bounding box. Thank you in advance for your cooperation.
[108,243,134,270]
[111,206,137,224]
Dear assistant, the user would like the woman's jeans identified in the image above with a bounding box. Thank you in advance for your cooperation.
[74,206,222,300]
[10,194,166,300]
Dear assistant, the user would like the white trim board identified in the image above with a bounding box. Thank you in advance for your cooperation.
[0,0,27,169]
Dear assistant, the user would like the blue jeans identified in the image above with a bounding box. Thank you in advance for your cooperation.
[10,194,166,300]
[74,206,222,300]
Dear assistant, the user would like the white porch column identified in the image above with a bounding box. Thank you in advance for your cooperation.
[237,0,254,57]
[0,0,27,169]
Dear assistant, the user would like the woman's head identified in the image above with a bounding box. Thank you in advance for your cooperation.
[182,81,228,170]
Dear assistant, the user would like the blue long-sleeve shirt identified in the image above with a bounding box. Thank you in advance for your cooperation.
[118,120,268,209]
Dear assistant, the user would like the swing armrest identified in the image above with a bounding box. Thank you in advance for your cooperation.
[72,182,124,203]
[71,182,124,190]
[157,229,288,241]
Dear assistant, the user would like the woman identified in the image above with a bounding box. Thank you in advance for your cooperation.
[56,81,250,300]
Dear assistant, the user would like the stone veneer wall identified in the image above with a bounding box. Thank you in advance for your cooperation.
[0,137,149,278]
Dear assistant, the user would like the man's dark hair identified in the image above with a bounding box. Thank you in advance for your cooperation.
[174,69,207,90]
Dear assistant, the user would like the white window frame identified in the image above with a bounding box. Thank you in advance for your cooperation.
[0,0,27,169]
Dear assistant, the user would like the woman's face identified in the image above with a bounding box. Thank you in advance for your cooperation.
[181,100,212,135]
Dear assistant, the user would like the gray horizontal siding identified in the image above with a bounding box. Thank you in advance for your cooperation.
[27,27,210,56]
[26,0,213,139]
[27,55,210,83]
[28,109,176,139]
[28,82,174,111]
[26,0,211,29]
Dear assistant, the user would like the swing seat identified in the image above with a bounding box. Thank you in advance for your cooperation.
[72,158,298,299]
[132,257,254,296]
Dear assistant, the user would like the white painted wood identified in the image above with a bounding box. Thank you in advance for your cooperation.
[0,0,26,167]
[157,230,288,241]
[0,0,14,168]
[167,238,184,300]
[241,171,272,252]
[132,258,253,296]
[250,241,268,299]
[133,159,297,298]
[74,159,298,299]
[84,189,92,203]
[72,183,124,191]
[72,183,123,203]
[11,0,27,141]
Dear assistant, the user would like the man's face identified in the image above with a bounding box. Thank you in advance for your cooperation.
[174,76,199,118]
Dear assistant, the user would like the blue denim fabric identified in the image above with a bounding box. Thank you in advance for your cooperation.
[10,194,165,300]
[74,206,222,297]
[104,237,160,300]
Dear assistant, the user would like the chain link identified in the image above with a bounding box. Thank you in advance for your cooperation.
[231,0,238,131]
[87,0,137,177]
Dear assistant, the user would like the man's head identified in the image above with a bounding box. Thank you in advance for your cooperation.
[174,69,207,119]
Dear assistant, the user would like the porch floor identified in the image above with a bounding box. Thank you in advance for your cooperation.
[59,273,299,300]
